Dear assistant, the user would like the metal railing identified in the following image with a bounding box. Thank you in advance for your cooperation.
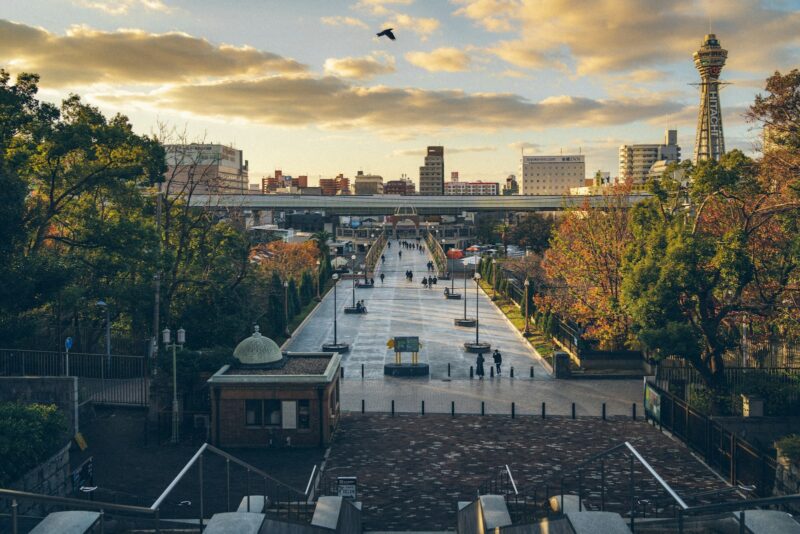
[0,348,149,407]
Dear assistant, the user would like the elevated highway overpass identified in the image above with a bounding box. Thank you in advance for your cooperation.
[189,193,651,216]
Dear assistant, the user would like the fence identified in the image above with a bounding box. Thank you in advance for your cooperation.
[0,349,149,407]
[724,339,800,368]
[643,381,796,498]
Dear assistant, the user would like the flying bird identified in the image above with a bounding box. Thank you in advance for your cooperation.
[376,28,396,40]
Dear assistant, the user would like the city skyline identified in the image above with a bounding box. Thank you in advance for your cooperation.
[2,0,799,185]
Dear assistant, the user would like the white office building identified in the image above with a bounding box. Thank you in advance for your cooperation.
[619,130,681,185]
[520,155,585,195]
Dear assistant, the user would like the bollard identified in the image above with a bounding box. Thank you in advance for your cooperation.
[542,402,546,419]
[341,367,344,378]
[571,402,576,419]
[490,366,495,378]
[512,402,516,419]
[632,403,637,421]
[530,366,534,378]
[422,400,425,415]
[602,402,606,420]
[448,363,451,377]
[361,399,365,413]
[470,366,474,379]
[481,401,485,416]
[391,400,395,416]
[361,363,364,378]
[451,401,455,417]
[510,366,514,378]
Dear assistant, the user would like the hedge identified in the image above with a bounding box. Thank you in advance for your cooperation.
[0,402,67,486]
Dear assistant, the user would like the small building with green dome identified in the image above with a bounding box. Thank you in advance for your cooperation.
[208,326,342,448]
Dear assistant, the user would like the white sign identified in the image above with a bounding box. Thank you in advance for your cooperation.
[281,401,297,430]
[337,477,357,500]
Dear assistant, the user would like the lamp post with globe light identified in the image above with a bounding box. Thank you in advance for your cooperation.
[315,259,322,301]
[162,326,185,443]
[524,279,530,335]
[322,274,349,353]
[351,254,357,306]
[283,280,290,337]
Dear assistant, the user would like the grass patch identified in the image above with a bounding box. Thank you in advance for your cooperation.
[478,280,557,366]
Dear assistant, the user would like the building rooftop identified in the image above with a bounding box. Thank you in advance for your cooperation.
[224,354,332,376]
[233,326,283,365]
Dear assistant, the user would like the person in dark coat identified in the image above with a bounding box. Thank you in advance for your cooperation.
[380,273,385,284]
[476,353,485,379]
[493,349,502,375]
[422,278,428,287]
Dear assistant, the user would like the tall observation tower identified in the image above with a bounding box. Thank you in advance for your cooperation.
[693,34,727,163]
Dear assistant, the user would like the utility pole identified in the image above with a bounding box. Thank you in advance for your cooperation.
[151,182,163,369]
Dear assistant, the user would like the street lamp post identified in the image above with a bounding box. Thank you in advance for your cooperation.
[162,326,185,444]
[283,280,291,337]
[351,254,357,306]
[321,274,349,353]
[315,259,322,301]
[474,273,482,344]
[524,279,530,335]
[333,274,339,345]
[96,300,111,377]
[492,259,498,300]
[463,259,469,318]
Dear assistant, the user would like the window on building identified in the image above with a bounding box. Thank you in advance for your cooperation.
[298,400,311,429]
[245,400,263,427]
[266,400,282,426]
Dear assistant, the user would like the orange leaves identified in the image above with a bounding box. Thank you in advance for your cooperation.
[250,240,319,281]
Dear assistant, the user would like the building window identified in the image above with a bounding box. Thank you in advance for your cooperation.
[266,400,282,427]
[298,400,311,429]
[245,400,263,427]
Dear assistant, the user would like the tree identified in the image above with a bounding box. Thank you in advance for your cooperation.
[508,214,554,254]
[494,221,512,254]
[539,186,634,350]
[623,146,800,389]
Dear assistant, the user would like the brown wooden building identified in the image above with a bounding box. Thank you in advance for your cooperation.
[208,327,341,448]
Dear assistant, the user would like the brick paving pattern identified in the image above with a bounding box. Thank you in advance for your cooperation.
[323,414,731,531]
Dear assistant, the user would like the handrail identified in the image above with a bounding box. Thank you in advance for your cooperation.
[151,443,208,509]
[624,442,688,510]
[0,488,156,516]
[505,465,518,496]
[204,444,306,495]
[680,493,800,516]
[304,465,318,497]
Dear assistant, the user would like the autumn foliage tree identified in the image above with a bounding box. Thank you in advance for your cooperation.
[539,186,634,350]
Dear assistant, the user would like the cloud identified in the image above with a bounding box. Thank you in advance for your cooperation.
[0,20,306,86]
[405,47,470,72]
[74,0,171,15]
[382,13,440,40]
[100,75,683,134]
[500,69,530,79]
[509,141,540,152]
[321,16,368,29]
[451,0,520,32]
[354,0,414,16]
[324,52,395,79]
[455,0,800,75]
[647,103,750,128]
[392,146,496,156]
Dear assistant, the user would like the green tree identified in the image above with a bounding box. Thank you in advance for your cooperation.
[508,214,554,254]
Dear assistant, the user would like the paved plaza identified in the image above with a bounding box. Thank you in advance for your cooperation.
[285,240,643,413]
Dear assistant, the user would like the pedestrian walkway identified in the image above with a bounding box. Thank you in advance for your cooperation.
[285,239,642,411]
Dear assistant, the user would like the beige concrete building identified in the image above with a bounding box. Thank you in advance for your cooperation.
[164,143,248,195]
[419,146,444,195]
[619,130,681,184]
[353,171,384,195]
[520,155,585,195]
[444,181,499,195]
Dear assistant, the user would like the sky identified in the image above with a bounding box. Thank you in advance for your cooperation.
[2,0,799,187]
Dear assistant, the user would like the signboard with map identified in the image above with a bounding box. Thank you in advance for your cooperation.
[393,336,419,353]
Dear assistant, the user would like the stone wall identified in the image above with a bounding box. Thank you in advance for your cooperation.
[0,377,78,435]
[775,449,800,512]
[1,443,72,517]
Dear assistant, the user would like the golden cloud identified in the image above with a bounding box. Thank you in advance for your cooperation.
[321,16,368,29]
[392,146,496,156]
[74,0,171,15]
[324,52,396,79]
[382,13,440,40]
[405,47,471,72]
[98,75,683,132]
[0,20,306,87]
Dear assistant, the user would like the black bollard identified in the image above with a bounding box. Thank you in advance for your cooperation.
[361,363,364,378]
[470,366,474,379]
[451,401,455,417]
[542,402,546,419]
[602,402,606,420]
[530,366,534,378]
[421,400,425,415]
[510,366,514,378]
[512,402,516,418]
[391,400,395,416]
[481,401,485,416]
[632,403,637,421]
[361,399,365,413]
[447,363,451,377]
[341,367,344,378]
[490,366,494,378]
[571,402,576,419]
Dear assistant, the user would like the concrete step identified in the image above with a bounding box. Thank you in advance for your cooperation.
[566,511,633,534]
[734,510,800,533]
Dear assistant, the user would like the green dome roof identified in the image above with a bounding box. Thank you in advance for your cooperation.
[233,326,282,365]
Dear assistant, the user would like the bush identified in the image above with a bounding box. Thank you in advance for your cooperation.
[0,403,67,486]
[777,434,800,462]
[158,346,235,392]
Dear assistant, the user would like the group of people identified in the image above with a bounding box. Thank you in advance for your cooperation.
[404,270,414,281]
[421,275,438,288]
[475,349,503,378]
[426,260,435,272]
[355,299,368,313]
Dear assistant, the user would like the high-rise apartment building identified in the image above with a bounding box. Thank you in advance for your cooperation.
[619,130,681,184]
[502,175,518,195]
[419,146,444,195]
[693,34,727,163]
[520,155,585,195]
[444,181,499,195]
[353,171,384,195]
[319,174,351,196]
[384,176,416,195]
[164,143,248,195]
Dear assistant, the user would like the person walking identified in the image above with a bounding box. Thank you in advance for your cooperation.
[380,273,385,284]
[476,353,485,379]
[381,254,385,263]
[399,250,402,259]
[493,348,502,375]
